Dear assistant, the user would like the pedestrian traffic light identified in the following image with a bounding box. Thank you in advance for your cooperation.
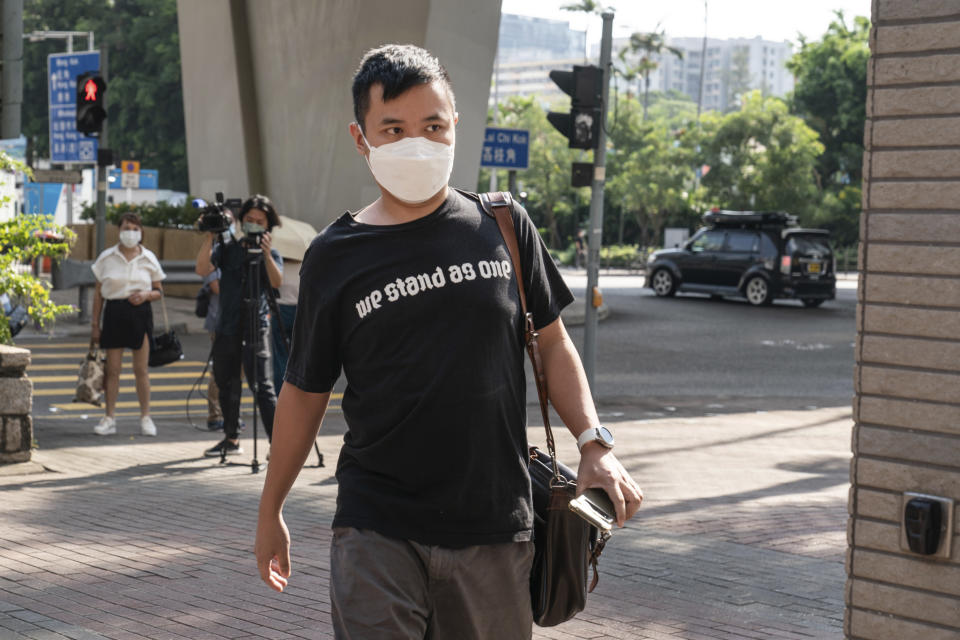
[76,73,107,136]
[546,65,603,149]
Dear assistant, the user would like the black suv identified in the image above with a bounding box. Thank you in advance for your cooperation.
[645,210,836,307]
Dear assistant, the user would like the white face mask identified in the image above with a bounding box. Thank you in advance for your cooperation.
[119,229,141,248]
[360,130,455,204]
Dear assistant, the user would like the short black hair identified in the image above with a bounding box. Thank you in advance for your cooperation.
[352,44,455,132]
[116,212,142,230]
[239,194,281,231]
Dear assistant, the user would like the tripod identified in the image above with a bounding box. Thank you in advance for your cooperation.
[219,238,323,473]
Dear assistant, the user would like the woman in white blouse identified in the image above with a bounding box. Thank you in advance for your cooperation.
[90,212,166,436]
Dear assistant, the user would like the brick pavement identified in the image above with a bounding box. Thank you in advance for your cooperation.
[0,403,851,639]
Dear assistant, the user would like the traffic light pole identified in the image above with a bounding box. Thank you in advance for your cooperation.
[582,11,614,398]
[94,45,108,258]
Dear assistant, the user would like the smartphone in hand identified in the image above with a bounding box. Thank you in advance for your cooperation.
[569,488,616,532]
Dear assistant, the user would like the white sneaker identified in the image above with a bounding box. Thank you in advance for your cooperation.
[93,416,116,436]
[140,416,157,437]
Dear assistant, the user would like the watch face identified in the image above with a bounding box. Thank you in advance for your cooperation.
[597,426,614,446]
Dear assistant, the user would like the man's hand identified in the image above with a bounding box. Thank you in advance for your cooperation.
[260,231,272,253]
[254,512,291,593]
[576,445,643,528]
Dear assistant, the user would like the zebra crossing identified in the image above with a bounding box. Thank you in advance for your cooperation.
[20,338,341,424]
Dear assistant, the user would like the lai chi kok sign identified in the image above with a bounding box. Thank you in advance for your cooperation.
[48,51,100,164]
[481,127,529,170]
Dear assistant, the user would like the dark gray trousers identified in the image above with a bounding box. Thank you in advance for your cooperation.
[330,527,534,640]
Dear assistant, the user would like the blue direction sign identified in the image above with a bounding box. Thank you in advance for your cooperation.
[481,127,529,170]
[48,51,100,164]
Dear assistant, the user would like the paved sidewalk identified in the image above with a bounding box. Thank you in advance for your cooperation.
[0,404,851,639]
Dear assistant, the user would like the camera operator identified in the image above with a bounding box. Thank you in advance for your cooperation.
[195,195,283,458]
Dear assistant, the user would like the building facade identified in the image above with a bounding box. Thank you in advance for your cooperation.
[614,35,794,112]
[491,14,586,105]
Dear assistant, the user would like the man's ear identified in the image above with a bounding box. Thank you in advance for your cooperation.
[453,111,459,126]
[349,122,368,157]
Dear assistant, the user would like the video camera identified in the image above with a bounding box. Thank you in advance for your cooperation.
[193,192,242,234]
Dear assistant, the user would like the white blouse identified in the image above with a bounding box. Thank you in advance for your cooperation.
[91,245,166,300]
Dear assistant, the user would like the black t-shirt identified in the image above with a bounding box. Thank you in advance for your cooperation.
[285,190,574,547]
[212,239,283,336]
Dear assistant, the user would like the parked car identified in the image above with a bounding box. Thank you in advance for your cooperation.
[645,210,836,307]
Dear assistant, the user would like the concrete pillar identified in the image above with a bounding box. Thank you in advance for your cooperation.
[845,1,960,637]
[177,0,501,227]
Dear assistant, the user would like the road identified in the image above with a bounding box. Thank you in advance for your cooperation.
[562,271,857,418]
[23,272,857,433]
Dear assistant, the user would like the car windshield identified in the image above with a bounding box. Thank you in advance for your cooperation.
[691,229,725,252]
[786,235,831,255]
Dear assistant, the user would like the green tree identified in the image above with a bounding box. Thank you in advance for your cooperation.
[0,151,75,344]
[698,91,824,220]
[606,96,698,249]
[723,46,751,112]
[22,0,187,191]
[787,12,869,188]
[620,30,683,122]
[486,96,586,248]
[786,12,869,246]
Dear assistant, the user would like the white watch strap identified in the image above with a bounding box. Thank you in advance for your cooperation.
[577,428,597,451]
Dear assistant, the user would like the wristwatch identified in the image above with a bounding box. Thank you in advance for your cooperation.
[576,426,614,451]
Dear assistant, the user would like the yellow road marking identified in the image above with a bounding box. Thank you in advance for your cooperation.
[14,342,90,349]
[28,360,208,370]
[49,393,343,411]
[30,370,209,382]
[53,399,211,410]
[34,384,205,396]
[39,405,342,420]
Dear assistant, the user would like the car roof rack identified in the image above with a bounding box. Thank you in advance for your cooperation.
[703,209,798,228]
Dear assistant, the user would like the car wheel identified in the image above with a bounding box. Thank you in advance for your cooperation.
[744,276,772,306]
[651,268,677,297]
[802,298,824,308]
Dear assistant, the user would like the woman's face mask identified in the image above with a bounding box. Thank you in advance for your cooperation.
[359,130,455,204]
[242,221,266,235]
[119,229,141,248]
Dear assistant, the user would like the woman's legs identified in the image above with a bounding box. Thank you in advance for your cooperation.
[132,333,151,418]
[103,348,123,417]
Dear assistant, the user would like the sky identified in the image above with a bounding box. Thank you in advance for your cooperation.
[499,0,872,45]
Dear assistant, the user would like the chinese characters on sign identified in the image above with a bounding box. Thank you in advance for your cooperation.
[48,51,100,164]
[480,127,529,170]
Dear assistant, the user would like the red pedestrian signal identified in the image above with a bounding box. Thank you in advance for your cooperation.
[76,73,107,136]
[83,78,99,102]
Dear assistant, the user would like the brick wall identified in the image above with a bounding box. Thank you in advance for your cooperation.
[847,1,960,637]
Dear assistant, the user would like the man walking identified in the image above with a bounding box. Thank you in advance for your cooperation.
[255,44,643,639]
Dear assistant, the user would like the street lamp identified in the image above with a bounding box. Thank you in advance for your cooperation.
[23,30,94,53]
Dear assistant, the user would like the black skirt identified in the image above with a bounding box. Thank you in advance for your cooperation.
[100,299,153,350]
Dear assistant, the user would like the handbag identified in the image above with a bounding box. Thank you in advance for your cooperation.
[195,283,211,318]
[73,339,105,406]
[149,293,184,367]
[480,191,610,627]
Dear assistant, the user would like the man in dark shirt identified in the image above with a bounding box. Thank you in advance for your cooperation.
[195,196,283,458]
[254,45,643,639]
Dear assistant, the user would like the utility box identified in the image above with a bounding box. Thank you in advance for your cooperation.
[899,493,955,559]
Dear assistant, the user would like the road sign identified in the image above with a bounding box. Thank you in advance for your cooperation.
[33,169,83,184]
[48,51,100,164]
[139,169,159,189]
[481,127,529,170]
[121,160,139,173]
[121,172,139,188]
